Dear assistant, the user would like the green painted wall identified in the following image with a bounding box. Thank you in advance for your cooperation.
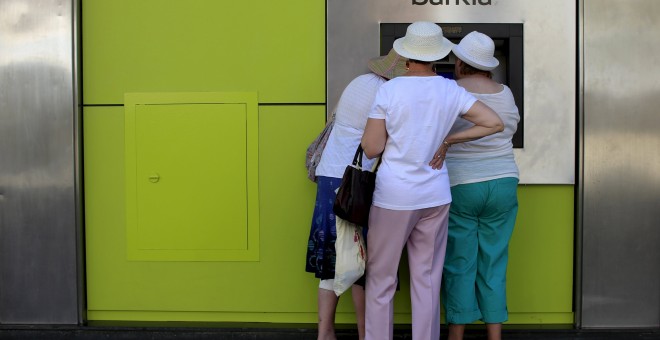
[83,0,574,324]
[83,0,325,104]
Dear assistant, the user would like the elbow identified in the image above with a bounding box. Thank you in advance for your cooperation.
[361,144,380,159]
[360,137,382,159]
[361,126,385,159]
[364,151,379,159]
[495,121,505,133]
[489,115,504,134]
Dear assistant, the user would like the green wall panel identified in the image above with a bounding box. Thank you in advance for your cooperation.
[82,0,325,105]
[85,105,327,319]
[507,185,574,324]
[133,104,248,251]
[124,92,259,261]
[84,104,573,323]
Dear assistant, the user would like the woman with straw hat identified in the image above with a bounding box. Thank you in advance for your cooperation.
[437,31,521,340]
[305,48,407,340]
[361,22,504,340]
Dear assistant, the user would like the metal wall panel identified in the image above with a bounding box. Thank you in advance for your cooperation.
[580,0,660,328]
[328,0,576,184]
[0,0,81,324]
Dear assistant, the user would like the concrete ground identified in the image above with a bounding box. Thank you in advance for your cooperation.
[0,323,659,340]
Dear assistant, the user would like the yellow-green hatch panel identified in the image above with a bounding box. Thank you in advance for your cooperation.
[124,92,259,261]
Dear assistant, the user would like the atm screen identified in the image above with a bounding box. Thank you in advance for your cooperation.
[380,23,523,148]
[437,71,454,80]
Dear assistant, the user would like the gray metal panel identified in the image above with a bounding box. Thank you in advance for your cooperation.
[0,0,81,324]
[580,0,660,328]
[575,0,586,328]
[72,0,86,324]
[328,0,576,184]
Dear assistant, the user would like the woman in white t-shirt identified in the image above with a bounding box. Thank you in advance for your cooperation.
[360,22,504,340]
[438,31,520,340]
[306,48,407,340]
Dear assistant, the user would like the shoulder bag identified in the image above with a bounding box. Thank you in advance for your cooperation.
[333,145,381,226]
[305,111,336,182]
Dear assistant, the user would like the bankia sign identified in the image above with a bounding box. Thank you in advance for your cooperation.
[412,0,492,5]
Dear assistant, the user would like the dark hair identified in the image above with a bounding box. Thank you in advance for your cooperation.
[408,59,431,65]
[458,60,492,79]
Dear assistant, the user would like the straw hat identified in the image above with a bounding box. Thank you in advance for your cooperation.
[392,21,453,62]
[368,48,407,79]
[452,31,499,71]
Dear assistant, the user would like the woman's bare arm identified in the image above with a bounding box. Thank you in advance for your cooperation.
[361,118,387,159]
[429,100,503,169]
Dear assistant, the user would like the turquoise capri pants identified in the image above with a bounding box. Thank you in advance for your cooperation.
[441,177,519,324]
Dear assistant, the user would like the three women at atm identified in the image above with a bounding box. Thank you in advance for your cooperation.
[361,22,504,340]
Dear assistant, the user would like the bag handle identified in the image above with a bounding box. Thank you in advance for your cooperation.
[352,145,364,169]
[352,145,382,172]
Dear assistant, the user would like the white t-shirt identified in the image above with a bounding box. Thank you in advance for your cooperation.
[368,76,477,210]
[445,85,520,186]
[316,73,384,178]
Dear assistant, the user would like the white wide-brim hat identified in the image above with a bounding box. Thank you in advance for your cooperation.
[452,31,499,71]
[393,21,453,62]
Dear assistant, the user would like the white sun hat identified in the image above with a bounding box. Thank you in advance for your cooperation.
[393,21,453,62]
[452,31,499,71]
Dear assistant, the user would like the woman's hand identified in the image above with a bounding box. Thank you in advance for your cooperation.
[429,141,450,170]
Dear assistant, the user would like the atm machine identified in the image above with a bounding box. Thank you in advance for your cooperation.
[327,0,574,186]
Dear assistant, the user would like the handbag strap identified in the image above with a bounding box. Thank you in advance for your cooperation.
[372,155,383,173]
[352,145,364,169]
[353,145,383,173]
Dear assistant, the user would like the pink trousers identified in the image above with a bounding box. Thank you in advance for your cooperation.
[365,204,450,340]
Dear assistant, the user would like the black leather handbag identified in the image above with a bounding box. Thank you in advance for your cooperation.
[333,145,381,226]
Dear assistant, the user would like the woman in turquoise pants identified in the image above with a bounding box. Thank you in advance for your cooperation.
[442,177,518,340]
[432,31,520,340]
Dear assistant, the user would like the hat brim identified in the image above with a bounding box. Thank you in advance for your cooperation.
[368,56,407,79]
[452,45,499,71]
[393,37,454,62]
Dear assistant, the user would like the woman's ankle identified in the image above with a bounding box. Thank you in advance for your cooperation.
[447,323,465,340]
